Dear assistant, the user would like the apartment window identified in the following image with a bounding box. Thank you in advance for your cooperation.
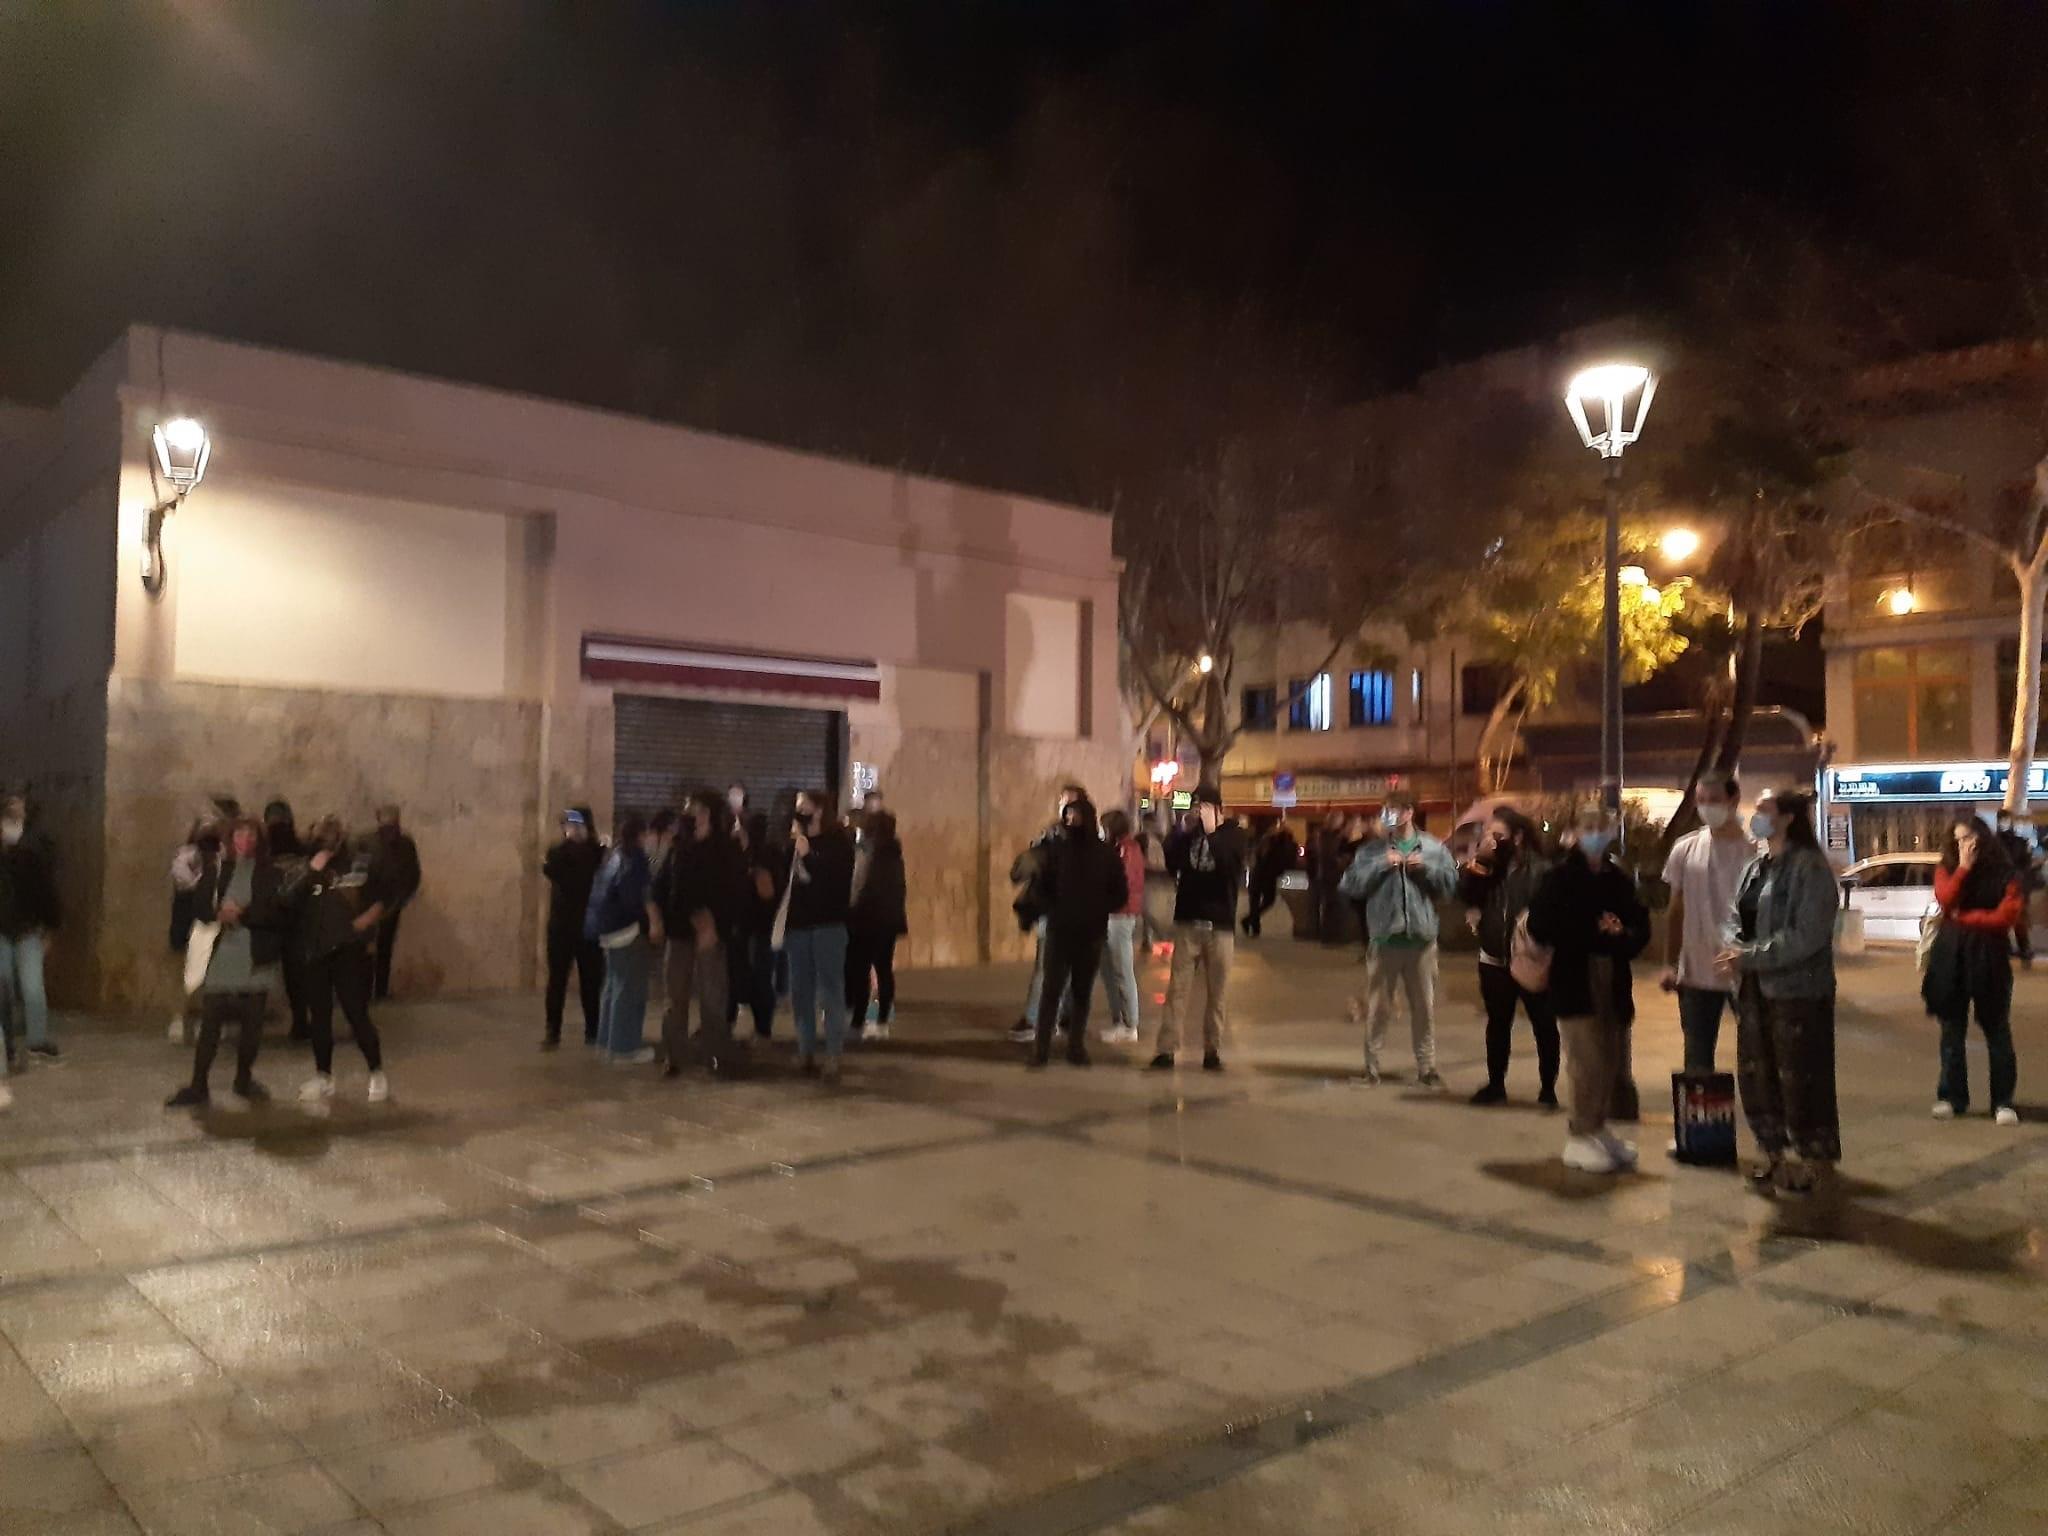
[1460,663,1508,717]
[1411,666,1426,726]
[1241,685,1278,733]
[1289,674,1333,732]
[1854,646,1971,759]
[1348,670,1395,727]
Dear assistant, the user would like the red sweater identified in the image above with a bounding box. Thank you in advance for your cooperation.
[1116,839,1146,917]
[1933,867,2023,932]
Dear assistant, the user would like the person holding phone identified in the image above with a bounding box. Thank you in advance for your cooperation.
[783,791,857,1080]
[1341,791,1457,1088]
[1148,788,1248,1072]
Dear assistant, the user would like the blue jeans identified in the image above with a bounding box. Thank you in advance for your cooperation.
[787,924,850,1059]
[1099,914,1141,1028]
[1022,917,1072,1025]
[1677,986,1730,1075]
[0,932,51,1070]
[597,937,651,1055]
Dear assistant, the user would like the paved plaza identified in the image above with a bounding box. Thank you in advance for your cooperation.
[0,940,2043,1535]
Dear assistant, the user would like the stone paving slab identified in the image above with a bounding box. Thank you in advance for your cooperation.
[0,943,2041,1534]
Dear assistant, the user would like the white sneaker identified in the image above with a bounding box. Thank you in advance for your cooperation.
[859,1023,889,1043]
[298,1074,336,1103]
[1562,1134,1620,1173]
[1597,1130,1639,1168]
[366,1072,389,1104]
[168,1014,186,1044]
[614,1047,656,1066]
[1932,1101,1957,1121]
[1995,1106,2020,1127]
[1100,1023,1141,1044]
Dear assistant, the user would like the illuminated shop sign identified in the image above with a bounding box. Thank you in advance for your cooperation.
[1827,763,2048,804]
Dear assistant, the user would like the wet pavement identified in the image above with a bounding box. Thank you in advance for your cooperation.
[0,940,2043,1535]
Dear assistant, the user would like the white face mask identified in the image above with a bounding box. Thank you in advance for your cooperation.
[1578,830,1614,860]
[727,791,745,812]
[1698,804,1731,830]
[1749,812,1777,840]
[0,820,21,847]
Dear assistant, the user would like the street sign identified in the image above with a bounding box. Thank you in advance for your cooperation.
[1272,771,1297,810]
[1827,762,2048,804]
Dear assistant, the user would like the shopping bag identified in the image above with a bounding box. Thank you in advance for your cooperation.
[182,920,220,994]
[1671,1070,1738,1167]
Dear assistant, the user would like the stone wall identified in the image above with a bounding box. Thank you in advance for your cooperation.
[846,721,982,967]
[0,680,109,1006]
[99,678,542,1011]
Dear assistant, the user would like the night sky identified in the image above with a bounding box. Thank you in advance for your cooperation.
[3,1,2043,504]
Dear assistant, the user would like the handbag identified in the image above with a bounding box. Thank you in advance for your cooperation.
[769,849,799,953]
[1916,908,1943,977]
[1671,1070,1738,1166]
[1508,909,1553,992]
[182,920,220,994]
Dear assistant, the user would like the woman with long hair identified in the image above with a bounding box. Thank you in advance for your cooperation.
[587,813,663,1065]
[1459,807,1559,1107]
[783,790,856,1080]
[847,810,908,1042]
[1718,787,1841,1195]
[1922,813,2022,1126]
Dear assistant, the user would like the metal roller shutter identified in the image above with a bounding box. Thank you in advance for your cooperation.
[613,695,841,822]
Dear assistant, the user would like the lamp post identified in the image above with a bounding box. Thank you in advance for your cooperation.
[1563,363,1657,824]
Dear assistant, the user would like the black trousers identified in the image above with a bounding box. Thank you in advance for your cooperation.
[281,943,311,1037]
[846,930,899,1025]
[308,947,382,1074]
[1478,962,1560,1092]
[545,930,605,1042]
[726,929,777,1037]
[1245,879,1279,935]
[373,908,402,1000]
[192,990,266,1090]
[1036,928,1102,1057]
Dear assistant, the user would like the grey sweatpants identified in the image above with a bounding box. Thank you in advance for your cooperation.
[1358,942,1438,1076]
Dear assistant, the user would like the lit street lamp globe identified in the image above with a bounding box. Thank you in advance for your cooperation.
[1659,526,1701,563]
[1564,363,1657,461]
[152,417,211,494]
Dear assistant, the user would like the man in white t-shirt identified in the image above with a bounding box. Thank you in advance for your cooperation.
[1659,772,1754,1074]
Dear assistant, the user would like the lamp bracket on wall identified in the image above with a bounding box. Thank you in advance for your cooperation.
[140,418,211,598]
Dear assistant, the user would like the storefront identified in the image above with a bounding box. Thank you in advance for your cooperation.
[1821,760,2046,861]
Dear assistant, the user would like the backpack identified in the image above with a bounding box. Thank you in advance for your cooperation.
[1509,909,1553,993]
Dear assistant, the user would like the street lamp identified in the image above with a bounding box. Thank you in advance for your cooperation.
[141,417,212,596]
[1196,653,1215,675]
[1564,362,1658,821]
[1658,526,1701,563]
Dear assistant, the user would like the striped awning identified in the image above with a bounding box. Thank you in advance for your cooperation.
[580,636,882,701]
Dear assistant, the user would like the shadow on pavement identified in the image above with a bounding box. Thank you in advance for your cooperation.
[1478,1158,1665,1201]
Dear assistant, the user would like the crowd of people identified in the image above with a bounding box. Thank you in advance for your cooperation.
[0,773,2028,1173]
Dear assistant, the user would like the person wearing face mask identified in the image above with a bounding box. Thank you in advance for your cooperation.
[1458,808,1558,1106]
[783,790,857,1080]
[1658,773,1752,1077]
[1991,809,2039,967]
[1148,788,1249,1072]
[542,807,606,1050]
[368,805,422,1001]
[1528,803,1653,1173]
[1717,788,1844,1192]
[167,816,293,1109]
[1919,812,2022,1128]
[1008,784,1087,1043]
[586,814,663,1065]
[1028,798,1127,1068]
[1340,791,1458,1088]
[0,793,61,1079]
[292,818,395,1105]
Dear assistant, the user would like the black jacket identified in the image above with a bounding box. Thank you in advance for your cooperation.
[0,831,60,937]
[738,828,787,934]
[371,829,423,909]
[192,855,296,969]
[1526,852,1651,1020]
[543,837,605,938]
[1168,822,1249,927]
[656,832,745,941]
[851,837,910,937]
[292,846,398,960]
[1040,816,1129,938]
[1252,829,1299,886]
[1459,851,1550,963]
[786,827,856,931]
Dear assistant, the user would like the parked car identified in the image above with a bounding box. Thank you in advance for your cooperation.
[1840,853,1941,943]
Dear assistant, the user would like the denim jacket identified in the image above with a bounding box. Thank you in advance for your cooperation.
[1724,844,1837,999]
[1340,834,1458,945]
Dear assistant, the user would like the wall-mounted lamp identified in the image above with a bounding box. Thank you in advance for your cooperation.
[1881,583,1918,616]
[141,417,210,595]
